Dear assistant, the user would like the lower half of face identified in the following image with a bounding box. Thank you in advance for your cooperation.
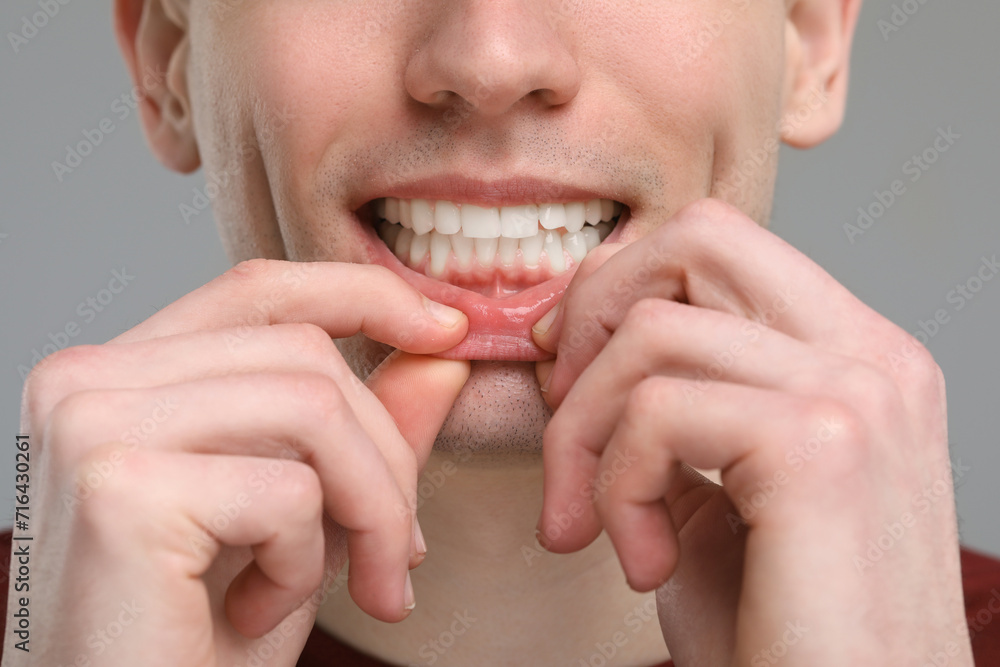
[188,0,788,462]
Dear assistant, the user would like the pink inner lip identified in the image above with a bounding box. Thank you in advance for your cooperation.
[359,203,628,362]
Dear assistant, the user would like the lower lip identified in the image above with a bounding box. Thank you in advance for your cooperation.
[361,214,626,361]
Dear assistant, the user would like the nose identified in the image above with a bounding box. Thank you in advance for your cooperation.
[404,1,582,117]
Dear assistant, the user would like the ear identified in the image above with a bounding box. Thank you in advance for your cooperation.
[114,0,199,172]
[780,0,863,148]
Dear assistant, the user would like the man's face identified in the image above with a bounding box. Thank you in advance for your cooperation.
[181,0,797,460]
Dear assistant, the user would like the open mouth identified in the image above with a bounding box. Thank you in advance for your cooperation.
[359,189,628,361]
[371,198,622,296]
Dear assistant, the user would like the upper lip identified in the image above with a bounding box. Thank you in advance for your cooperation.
[354,174,625,211]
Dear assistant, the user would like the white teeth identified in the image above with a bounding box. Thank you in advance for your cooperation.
[429,230,451,276]
[564,202,586,233]
[475,237,498,266]
[520,231,545,268]
[498,236,519,266]
[543,231,565,272]
[563,230,588,264]
[434,201,462,234]
[409,230,430,265]
[539,203,566,230]
[399,199,413,229]
[374,197,623,275]
[411,199,435,235]
[500,204,540,238]
[395,228,414,261]
[461,204,502,238]
[450,232,474,268]
[600,199,614,222]
[385,198,400,224]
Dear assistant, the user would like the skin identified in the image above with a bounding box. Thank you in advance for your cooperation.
[2,0,975,665]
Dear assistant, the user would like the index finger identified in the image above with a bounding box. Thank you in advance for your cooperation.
[111,259,467,353]
[535,199,892,403]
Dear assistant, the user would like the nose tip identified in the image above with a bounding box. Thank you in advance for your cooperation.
[404,3,582,118]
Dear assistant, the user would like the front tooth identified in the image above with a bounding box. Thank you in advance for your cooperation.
[538,203,567,230]
[564,202,585,233]
[434,200,462,234]
[450,233,474,268]
[409,230,430,265]
[520,230,544,268]
[584,199,603,225]
[544,231,565,272]
[500,204,539,238]
[395,228,414,261]
[475,237,498,267]
[461,205,501,238]
[582,226,601,251]
[385,197,401,224]
[498,236,519,266]
[411,199,435,235]
[429,230,450,276]
[399,199,413,229]
[379,220,401,249]
[562,230,588,264]
[600,199,614,222]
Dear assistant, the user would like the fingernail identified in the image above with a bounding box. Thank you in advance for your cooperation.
[423,297,464,328]
[536,361,555,394]
[532,304,560,336]
[414,519,427,556]
[534,528,551,551]
[404,572,416,611]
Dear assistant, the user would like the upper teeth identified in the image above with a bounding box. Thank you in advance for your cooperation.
[374,197,622,277]
[375,197,621,239]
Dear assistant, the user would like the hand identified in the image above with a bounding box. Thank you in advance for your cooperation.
[6,260,470,667]
[532,200,972,665]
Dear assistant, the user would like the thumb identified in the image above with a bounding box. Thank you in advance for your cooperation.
[366,351,471,470]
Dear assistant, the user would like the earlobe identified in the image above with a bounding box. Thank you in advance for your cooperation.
[114,0,199,173]
[780,0,863,149]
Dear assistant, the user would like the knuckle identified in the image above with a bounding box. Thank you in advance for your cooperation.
[799,397,869,481]
[22,345,104,421]
[282,322,337,358]
[840,362,905,423]
[286,372,348,430]
[73,445,149,526]
[45,390,111,464]
[273,461,323,523]
[223,257,278,286]
[674,198,747,228]
[626,376,675,425]
[622,297,670,333]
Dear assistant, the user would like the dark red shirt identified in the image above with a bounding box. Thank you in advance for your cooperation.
[4,530,1000,665]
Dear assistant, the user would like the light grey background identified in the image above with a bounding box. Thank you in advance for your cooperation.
[2,2,998,555]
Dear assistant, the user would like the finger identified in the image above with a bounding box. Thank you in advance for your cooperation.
[109,260,467,353]
[541,300,848,448]
[72,445,325,639]
[536,199,891,375]
[541,376,859,577]
[48,373,418,621]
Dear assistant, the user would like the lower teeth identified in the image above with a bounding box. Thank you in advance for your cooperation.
[378,218,616,276]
